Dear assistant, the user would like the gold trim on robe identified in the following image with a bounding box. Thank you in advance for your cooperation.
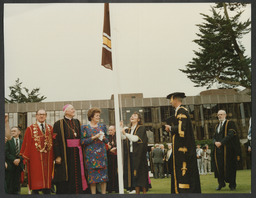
[178,120,185,137]
[178,147,188,154]
[172,135,179,194]
[181,162,187,176]
[179,184,190,189]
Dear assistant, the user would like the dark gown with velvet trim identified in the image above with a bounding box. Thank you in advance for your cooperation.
[53,117,84,194]
[212,120,241,188]
[123,125,148,190]
[167,106,201,193]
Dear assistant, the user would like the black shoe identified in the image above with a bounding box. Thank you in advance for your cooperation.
[216,184,226,191]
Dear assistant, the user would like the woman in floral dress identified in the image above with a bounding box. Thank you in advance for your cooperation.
[81,108,108,194]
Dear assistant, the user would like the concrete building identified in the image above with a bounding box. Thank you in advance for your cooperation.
[5,89,251,144]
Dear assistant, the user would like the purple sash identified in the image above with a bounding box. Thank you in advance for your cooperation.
[67,139,88,190]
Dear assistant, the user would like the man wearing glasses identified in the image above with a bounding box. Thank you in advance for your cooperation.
[213,110,241,191]
[20,109,54,194]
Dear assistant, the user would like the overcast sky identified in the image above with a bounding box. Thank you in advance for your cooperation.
[4,3,251,102]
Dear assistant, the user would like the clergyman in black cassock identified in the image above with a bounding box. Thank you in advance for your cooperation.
[53,104,87,194]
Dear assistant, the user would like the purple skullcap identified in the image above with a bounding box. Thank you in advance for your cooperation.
[63,104,72,112]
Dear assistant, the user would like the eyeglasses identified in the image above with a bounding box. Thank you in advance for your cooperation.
[37,114,47,116]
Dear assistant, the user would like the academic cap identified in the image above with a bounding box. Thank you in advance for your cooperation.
[166,92,186,99]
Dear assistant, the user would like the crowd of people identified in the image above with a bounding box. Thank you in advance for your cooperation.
[196,144,212,175]
[4,92,247,194]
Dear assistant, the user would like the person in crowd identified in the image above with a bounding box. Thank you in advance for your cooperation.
[196,144,204,175]
[5,114,12,141]
[5,114,12,175]
[5,126,24,194]
[106,125,119,193]
[213,110,241,191]
[5,114,11,192]
[81,107,108,194]
[166,143,173,178]
[152,144,164,179]
[247,117,251,152]
[203,144,211,174]
[160,144,168,178]
[121,112,148,194]
[53,104,87,194]
[149,146,155,178]
[246,117,252,168]
[165,92,201,193]
[20,109,53,194]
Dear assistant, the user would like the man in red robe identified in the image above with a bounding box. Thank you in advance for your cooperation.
[20,109,53,194]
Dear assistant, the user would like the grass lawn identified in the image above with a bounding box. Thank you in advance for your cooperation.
[20,169,251,194]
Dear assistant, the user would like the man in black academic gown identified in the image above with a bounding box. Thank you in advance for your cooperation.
[165,92,201,194]
[212,110,241,191]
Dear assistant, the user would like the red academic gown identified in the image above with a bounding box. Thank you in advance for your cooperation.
[20,123,53,190]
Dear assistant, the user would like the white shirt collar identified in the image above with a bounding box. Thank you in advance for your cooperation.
[65,116,72,120]
[219,119,226,124]
[37,121,45,126]
[175,105,181,116]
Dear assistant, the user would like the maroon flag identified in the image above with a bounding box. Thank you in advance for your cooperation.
[101,3,112,70]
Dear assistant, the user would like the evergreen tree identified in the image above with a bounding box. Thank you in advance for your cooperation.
[180,3,251,90]
[5,78,47,103]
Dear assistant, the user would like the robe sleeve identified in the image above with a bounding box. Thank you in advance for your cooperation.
[53,121,62,159]
[172,108,189,138]
[125,133,139,142]
[173,108,193,192]
[20,127,32,161]
[221,122,236,145]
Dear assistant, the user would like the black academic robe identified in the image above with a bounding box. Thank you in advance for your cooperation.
[53,117,84,194]
[169,106,201,193]
[5,138,24,194]
[123,125,148,190]
[107,135,119,193]
[212,120,241,185]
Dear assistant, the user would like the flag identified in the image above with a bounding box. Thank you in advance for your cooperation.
[101,3,112,70]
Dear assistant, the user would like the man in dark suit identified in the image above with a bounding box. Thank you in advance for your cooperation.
[213,110,241,191]
[160,144,168,178]
[5,126,24,194]
[152,144,164,179]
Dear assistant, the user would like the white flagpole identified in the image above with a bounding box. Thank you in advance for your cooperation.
[111,8,124,194]
[113,68,124,194]
[119,94,123,121]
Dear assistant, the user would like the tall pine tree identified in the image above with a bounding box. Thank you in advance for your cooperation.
[180,3,251,90]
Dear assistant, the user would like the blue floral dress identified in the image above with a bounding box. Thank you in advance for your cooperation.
[81,124,109,184]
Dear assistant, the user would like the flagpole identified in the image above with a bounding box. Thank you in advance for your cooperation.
[112,29,124,194]
[119,93,123,121]
[108,4,124,194]
[101,3,124,194]
[113,72,124,194]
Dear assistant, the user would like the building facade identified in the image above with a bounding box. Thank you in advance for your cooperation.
[5,89,251,144]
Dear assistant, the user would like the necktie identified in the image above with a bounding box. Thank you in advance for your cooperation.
[41,123,45,133]
[218,122,222,133]
[15,139,19,156]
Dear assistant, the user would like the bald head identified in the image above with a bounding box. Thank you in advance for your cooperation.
[217,110,227,121]
[109,126,116,135]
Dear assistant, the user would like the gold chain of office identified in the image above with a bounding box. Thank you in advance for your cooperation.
[32,123,52,153]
